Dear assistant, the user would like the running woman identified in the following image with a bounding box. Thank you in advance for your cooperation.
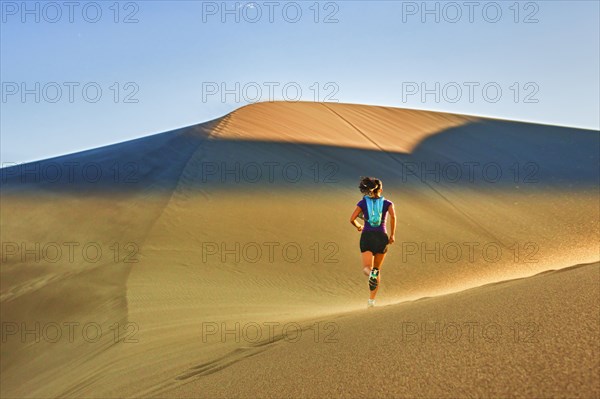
[349,177,396,307]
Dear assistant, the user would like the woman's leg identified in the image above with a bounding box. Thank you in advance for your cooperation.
[369,252,387,299]
[361,251,374,276]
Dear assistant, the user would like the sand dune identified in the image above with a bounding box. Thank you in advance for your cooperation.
[166,262,600,399]
[1,102,598,398]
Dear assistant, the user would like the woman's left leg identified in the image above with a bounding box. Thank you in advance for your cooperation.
[369,253,387,300]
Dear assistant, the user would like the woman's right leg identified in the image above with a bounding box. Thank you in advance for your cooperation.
[361,251,374,276]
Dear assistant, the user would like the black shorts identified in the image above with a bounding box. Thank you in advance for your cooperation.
[360,231,390,254]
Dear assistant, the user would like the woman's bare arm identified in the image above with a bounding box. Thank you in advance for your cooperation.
[388,203,396,244]
[350,206,363,231]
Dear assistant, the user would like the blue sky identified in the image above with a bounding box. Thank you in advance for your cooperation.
[1,0,599,164]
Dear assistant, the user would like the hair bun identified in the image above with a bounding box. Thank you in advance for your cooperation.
[358,176,383,194]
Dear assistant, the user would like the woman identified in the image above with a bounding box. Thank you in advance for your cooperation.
[349,177,396,307]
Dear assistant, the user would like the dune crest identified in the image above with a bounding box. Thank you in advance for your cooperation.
[211,101,477,152]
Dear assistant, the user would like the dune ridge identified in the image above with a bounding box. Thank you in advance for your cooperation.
[210,101,477,153]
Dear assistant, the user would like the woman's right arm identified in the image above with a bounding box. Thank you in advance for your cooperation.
[350,206,363,232]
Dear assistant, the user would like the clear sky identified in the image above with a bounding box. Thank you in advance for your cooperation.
[1,0,599,164]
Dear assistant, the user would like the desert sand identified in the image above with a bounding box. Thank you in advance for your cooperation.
[1,102,598,398]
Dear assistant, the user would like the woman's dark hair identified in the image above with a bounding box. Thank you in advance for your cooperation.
[359,177,383,195]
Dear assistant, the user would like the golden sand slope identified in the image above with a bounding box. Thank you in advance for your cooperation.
[212,101,476,152]
[1,102,598,398]
[165,262,600,399]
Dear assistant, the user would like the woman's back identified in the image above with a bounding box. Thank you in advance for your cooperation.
[356,197,393,233]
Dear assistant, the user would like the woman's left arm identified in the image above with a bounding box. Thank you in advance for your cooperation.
[388,203,396,244]
[350,206,363,232]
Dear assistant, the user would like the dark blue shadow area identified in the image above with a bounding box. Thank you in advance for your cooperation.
[0,125,210,195]
[408,120,599,188]
[1,118,598,194]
